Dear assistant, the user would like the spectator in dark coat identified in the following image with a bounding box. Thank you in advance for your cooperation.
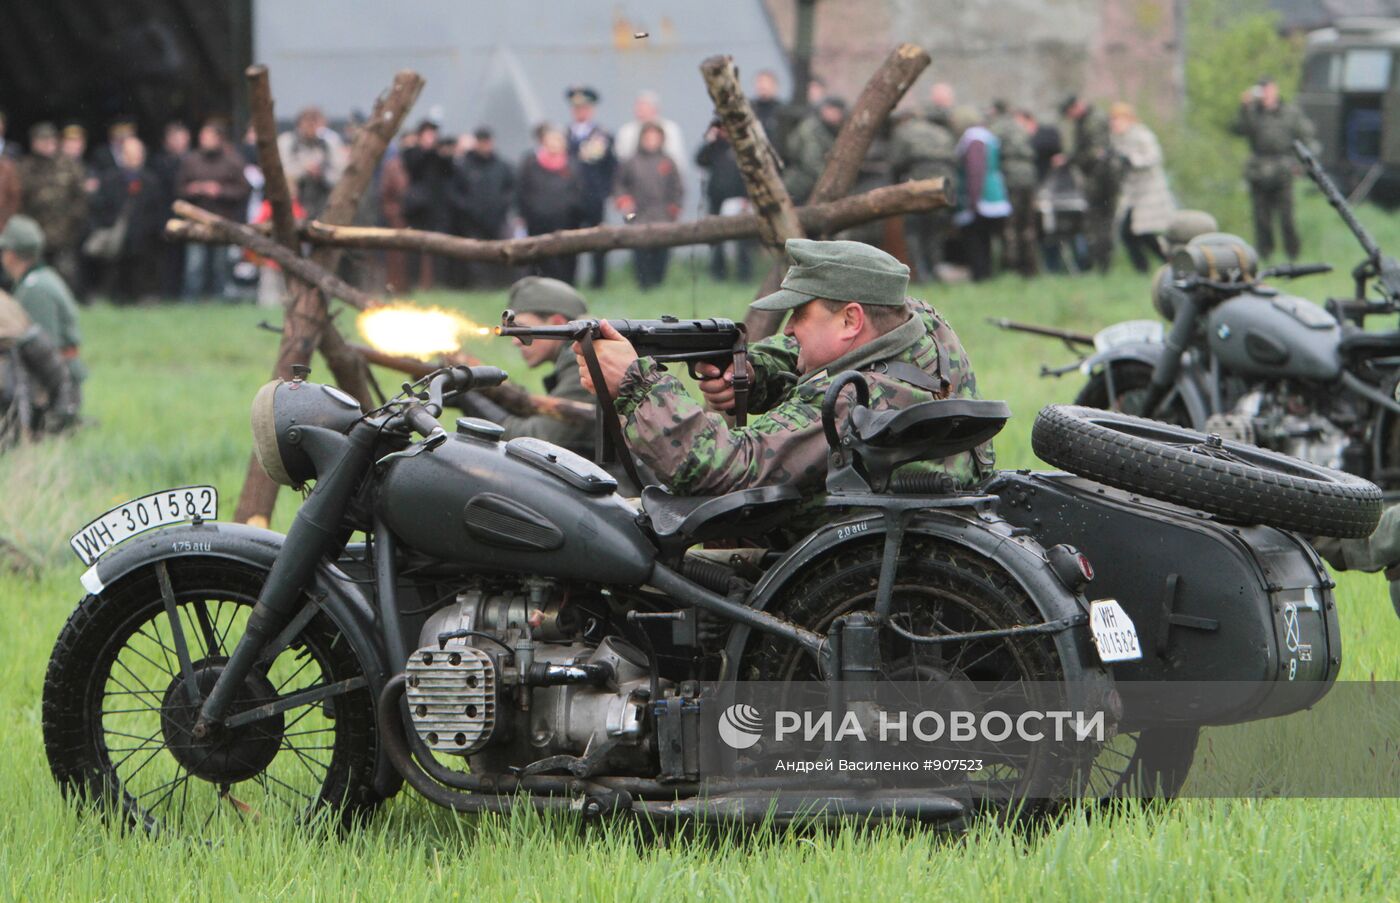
[177,119,249,300]
[151,122,189,297]
[91,136,167,302]
[450,127,516,288]
[517,124,583,284]
[565,86,617,288]
[615,123,683,289]
[401,119,455,289]
[695,120,751,281]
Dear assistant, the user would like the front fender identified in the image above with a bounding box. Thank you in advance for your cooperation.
[722,508,1112,709]
[1078,342,1212,426]
[75,520,401,799]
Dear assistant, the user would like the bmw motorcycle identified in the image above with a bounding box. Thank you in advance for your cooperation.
[43,354,1380,831]
[1044,141,1400,496]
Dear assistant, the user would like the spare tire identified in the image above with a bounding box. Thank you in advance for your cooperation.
[1031,404,1383,538]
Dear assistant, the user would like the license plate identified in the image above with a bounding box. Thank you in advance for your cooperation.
[1089,599,1143,663]
[69,486,218,566]
[1093,319,1163,353]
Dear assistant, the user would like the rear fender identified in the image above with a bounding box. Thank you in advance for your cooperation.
[76,520,401,798]
[1078,342,1212,426]
[722,509,1112,707]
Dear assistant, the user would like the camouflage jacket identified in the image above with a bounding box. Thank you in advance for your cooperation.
[989,114,1037,191]
[889,117,957,185]
[1069,106,1118,193]
[782,115,836,205]
[614,298,991,497]
[19,155,88,248]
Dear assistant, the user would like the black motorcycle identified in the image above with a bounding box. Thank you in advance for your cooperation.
[43,345,1379,831]
[1018,141,1400,497]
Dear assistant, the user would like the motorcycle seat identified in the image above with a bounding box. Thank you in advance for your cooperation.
[1338,329,1400,360]
[850,398,1010,460]
[641,484,802,548]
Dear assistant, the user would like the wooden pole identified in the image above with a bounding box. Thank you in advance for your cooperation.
[743,44,932,339]
[233,69,424,526]
[168,178,949,265]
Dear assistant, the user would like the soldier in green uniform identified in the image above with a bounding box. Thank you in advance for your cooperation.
[459,276,596,457]
[890,109,957,282]
[1230,77,1318,261]
[782,98,846,205]
[18,123,88,295]
[0,215,85,403]
[1059,96,1120,274]
[575,238,991,497]
[989,100,1039,277]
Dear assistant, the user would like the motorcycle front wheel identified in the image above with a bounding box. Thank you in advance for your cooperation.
[1074,361,1193,426]
[42,558,380,833]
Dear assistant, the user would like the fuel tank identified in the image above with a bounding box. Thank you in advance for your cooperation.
[375,422,656,585]
[1205,290,1341,381]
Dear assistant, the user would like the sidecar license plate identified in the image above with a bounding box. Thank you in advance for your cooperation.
[69,486,218,566]
[1089,599,1143,663]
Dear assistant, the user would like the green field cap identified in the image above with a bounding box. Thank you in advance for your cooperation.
[508,276,589,318]
[751,238,909,311]
[0,215,45,257]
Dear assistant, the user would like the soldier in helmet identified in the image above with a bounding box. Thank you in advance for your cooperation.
[1058,95,1120,274]
[989,100,1039,277]
[19,123,88,294]
[0,215,84,407]
[1231,76,1318,262]
[889,108,957,282]
[457,276,596,458]
[575,238,991,498]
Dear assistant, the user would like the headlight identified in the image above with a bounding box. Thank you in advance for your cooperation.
[250,379,363,488]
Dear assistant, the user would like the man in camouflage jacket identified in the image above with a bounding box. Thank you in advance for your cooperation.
[577,238,991,497]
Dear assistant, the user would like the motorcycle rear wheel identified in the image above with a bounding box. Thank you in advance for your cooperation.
[42,558,380,834]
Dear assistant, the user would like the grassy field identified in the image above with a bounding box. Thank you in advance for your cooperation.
[3,190,1400,900]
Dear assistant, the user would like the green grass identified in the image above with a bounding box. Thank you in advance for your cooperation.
[4,189,1400,901]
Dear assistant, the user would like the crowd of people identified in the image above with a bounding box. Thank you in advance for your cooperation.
[0,71,1317,315]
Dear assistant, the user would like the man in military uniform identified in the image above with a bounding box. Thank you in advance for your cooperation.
[19,123,88,294]
[783,97,847,205]
[459,276,596,458]
[1230,77,1318,261]
[576,238,990,497]
[0,215,85,404]
[565,87,617,289]
[989,100,1039,277]
[1059,96,1119,274]
[890,109,957,282]
[0,287,76,440]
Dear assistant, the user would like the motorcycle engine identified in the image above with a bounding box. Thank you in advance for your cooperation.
[404,579,666,775]
[1207,388,1353,472]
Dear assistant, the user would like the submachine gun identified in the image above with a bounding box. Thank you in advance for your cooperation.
[496,310,748,488]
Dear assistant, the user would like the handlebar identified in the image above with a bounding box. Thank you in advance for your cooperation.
[395,365,511,440]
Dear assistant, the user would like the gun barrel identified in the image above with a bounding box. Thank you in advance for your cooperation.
[987,317,1095,346]
[1294,139,1382,262]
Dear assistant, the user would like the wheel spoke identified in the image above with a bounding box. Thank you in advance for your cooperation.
[191,599,221,658]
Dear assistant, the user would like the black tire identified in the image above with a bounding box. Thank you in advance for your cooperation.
[42,558,380,833]
[1074,362,1192,427]
[739,538,1099,813]
[1032,404,1383,538]
[1087,727,1199,801]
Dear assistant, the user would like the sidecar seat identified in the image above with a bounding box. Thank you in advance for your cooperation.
[642,484,802,551]
[835,398,1010,492]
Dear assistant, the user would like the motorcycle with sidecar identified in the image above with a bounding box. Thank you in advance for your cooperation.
[43,352,1380,831]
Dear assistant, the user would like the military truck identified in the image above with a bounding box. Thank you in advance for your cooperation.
[1299,18,1400,202]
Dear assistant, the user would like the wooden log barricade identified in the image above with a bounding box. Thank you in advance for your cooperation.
[160,48,945,520]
